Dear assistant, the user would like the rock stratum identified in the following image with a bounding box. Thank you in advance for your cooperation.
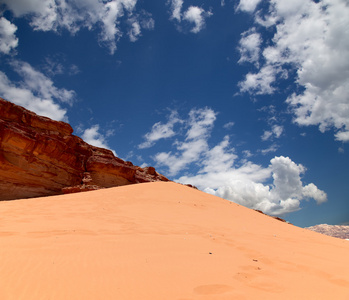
[306,224,349,240]
[0,97,169,200]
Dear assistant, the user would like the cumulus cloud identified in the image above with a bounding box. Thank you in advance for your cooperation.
[0,60,75,121]
[182,156,327,216]
[1,0,153,54]
[81,124,117,155]
[238,0,349,142]
[0,17,18,54]
[142,107,326,216]
[302,183,327,204]
[138,110,183,149]
[167,1,212,33]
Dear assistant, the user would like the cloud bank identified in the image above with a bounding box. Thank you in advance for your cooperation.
[237,0,349,142]
[1,0,154,54]
[141,107,327,216]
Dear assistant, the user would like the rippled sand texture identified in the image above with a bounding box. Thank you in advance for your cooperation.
[1,182,349,299]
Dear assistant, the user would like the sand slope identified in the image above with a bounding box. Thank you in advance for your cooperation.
[1,182,349,300]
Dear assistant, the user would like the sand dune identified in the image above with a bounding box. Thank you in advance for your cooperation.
[1,182,349,299]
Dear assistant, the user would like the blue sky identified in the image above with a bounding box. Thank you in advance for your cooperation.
[0,0,348,227]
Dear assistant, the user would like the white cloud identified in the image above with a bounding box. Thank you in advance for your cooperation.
[261,130,272,141]
[238,0,349,142]
[237,0,262,13]
[142,107,326,216]
[169,0,183,21]
[199,135,237,174]
[0,71,67,121]
[259,144,279,155]
[1,0,152,54]
[302,183,327,204]
[239,65,285,95]
[183,6,212,34]
[167,1,212,33]
[223,121,235,129]
[261,124,283,141]
[138,110,182,149]
[335,131,349,142]
[152,107,216,175]
[98,0,125,54]
[272,125,283,138]
[181,156,327,216]
[128,20,141,42]
[154,138,209,176]
[1,0,58,31]
[10,60,75,105]
[270,156,305,201]
[0,60,75,121]
[0,17,18,54]
[81,124,117,155]
[243,150,253,158]
[238,28,261,66]
[127,12,155,42]
[186,107,216,140]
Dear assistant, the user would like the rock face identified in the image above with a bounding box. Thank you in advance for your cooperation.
[306,224,349,240]
[0,98,169,200]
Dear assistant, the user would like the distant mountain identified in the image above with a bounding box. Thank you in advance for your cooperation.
[306,224,349,240]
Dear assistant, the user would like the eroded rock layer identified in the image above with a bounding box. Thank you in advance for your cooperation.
[0,98,169,200]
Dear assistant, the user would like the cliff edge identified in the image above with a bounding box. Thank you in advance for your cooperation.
[0,98,169,200]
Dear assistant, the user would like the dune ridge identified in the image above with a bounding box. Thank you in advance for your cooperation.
[1,182,349,299]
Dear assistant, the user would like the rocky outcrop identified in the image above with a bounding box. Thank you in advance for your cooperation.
[0,98,169,200]
[306,224,349,240]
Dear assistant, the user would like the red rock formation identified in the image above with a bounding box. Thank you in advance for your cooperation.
[0,98,169,200]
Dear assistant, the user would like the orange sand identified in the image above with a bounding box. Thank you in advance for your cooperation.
[1,182,349,299]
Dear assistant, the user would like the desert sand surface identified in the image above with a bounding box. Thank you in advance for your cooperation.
[1,182,349,300]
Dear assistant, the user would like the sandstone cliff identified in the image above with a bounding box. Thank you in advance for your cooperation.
[0,98,169,200]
